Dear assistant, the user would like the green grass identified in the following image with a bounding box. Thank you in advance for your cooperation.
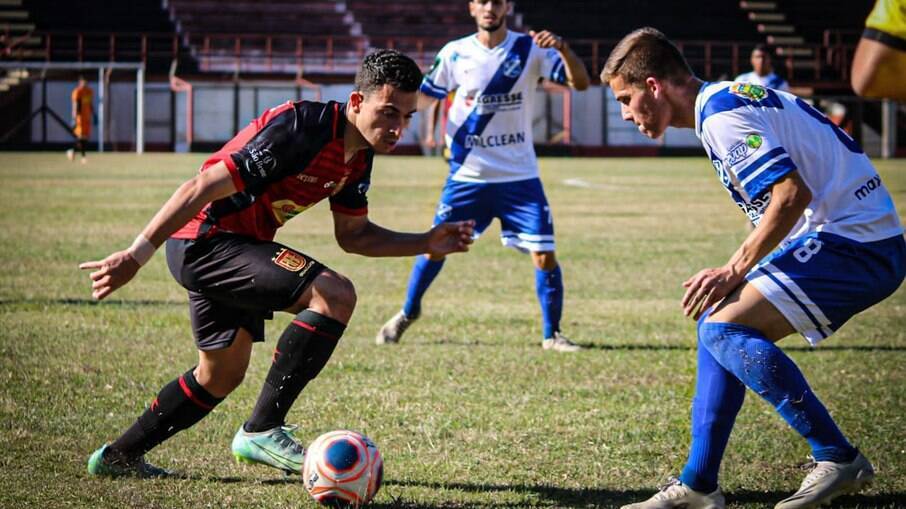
[0,152,904,508]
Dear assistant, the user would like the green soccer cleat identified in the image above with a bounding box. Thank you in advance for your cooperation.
[231,424,305,474]
[87,444,172,478]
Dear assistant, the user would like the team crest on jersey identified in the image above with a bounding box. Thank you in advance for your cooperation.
[273,248,308,272]
[436,202,452,220]
[730,83,767,101]
[502,55,523,78]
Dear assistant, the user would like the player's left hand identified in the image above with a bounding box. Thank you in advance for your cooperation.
[529,30,566,51]
[79,250,141,300]
[427,220,475,256]
[681,266,744,320]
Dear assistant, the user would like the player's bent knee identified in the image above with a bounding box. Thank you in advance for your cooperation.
[308,270,357,321]
[194,363,247,396]
[697,312,724,353]
[531,251,557,271]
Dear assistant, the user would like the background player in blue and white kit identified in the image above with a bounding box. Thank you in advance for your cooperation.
[734,44,789,92]
[376,0,591,352]
[602,28,904,509]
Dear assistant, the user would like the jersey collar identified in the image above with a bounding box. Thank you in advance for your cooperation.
[693,81,711,139]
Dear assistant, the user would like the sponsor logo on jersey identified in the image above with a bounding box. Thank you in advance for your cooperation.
[725,140,753,167]
[854,174,883,201]
[271,199,311,225]
[272,248,308,272]
[730,82,767,101]
[464,131,526,149]
[246,146,276,177]
[475,91,523,113]
[745,134,763,149]
[502,54,523,78]
[737,192,771,224]
[296,174,318,184]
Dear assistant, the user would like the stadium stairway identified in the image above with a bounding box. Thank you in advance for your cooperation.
[1,0,42,60]
[740,0,874,85]
[166,0,364,75]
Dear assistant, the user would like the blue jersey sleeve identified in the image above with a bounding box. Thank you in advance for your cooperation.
[421,44,456,99]
[539,48,567,85]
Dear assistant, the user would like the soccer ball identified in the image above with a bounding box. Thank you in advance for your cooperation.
[302,430,383,507]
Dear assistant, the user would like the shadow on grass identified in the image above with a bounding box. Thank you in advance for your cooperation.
[0,297,184,307]
[417,339,906,353]
[380,479,906,508]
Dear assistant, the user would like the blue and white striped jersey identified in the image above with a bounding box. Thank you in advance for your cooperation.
[420,30,567,183]
[695,81,903,244]
[733,71,789,92]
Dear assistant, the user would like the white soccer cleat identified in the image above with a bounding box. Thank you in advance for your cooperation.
[542,331,582,352]
[375,310,417,345]
[774,453,875,509]
[621,477,725,509]
[66,148,75,161]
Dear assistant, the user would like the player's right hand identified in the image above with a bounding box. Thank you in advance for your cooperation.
[426,220,475,257]
[79,250,141,300]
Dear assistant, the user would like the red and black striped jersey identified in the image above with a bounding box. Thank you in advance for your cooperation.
[173,100,373,241]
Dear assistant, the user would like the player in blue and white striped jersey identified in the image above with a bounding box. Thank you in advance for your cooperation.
[376,0,591,352]
[734,44,790,92]
[603,28,904,509]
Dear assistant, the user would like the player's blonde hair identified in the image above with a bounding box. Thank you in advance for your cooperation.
[601,27,693,87]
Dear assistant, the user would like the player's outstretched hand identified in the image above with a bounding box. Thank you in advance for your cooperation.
[427,220,475,257]
[529,30,565,51]
[79,250,141,301]
[681,266,744,320]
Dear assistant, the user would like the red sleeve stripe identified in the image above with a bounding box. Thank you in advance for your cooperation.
[332,103,339,139]
[292,319,341,340]
[329,204,368,216]
[222,156,246,192]
[178,375,215,410]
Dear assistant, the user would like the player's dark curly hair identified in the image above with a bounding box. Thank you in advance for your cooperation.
[354,49,422,95]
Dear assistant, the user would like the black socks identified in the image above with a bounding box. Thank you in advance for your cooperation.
[244,310,346,432]
[111,368,223,458]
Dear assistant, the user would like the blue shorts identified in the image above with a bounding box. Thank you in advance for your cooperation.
[746,232,906,345]
[433,177,555,253]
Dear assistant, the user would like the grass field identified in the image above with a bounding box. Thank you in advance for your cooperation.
[0,152,904,509]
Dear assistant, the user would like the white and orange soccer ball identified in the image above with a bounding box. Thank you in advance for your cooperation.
[302,430,383,507]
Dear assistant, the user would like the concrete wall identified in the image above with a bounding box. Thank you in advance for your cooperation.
[29,80,706,150]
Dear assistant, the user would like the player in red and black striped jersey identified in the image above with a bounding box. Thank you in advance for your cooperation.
[81,50,474,478]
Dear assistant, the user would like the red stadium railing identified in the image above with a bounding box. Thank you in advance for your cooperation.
[1,30,858,85]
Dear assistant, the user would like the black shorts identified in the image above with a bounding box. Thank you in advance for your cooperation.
[166,234,326,350]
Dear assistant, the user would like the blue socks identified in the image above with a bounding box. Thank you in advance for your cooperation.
[679,326,746,493]
[402,256,445,318]
[535,265,563,339]
[681,320,858,492]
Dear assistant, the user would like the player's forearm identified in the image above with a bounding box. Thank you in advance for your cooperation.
[338,221,429,257]
[136,165,238,251]
[725,177,811,277]
[558,43,590,91]
[425,100,441,138]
